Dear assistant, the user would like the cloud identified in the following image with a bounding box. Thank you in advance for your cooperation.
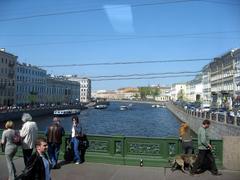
[104,5,134,33]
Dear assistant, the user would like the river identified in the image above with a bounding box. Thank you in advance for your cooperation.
[0,101,186,137]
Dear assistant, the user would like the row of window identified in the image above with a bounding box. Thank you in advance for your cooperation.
[0,68,15,75]
[0,89,14,96]
[0,79,15,86]
[1,58,14,65]
[17,67,46,76]
[16,76,46,84]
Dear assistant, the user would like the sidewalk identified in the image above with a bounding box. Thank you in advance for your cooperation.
[0,155,240,180]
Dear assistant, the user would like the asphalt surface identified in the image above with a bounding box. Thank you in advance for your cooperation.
[0,155,240,180]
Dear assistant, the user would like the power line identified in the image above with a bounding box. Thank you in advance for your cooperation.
[4,31,240,47]
[38,58,211,68]
[91,74,198,81]
[202,0,240,6]
[89,70,201,78]
[0,0,198,22]
[1,30,239,37]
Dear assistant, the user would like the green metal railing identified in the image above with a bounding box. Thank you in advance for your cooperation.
[0,129,223,167]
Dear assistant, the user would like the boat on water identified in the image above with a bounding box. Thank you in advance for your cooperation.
[53,109,80,116]
[120,104,132,111]
[120,106,128,111]
[95,104,108,109]
[152,104,166,108]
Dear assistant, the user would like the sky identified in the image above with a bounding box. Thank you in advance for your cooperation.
[0,0,240,90]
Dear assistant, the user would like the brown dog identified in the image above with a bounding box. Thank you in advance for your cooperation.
[170,154,197,173]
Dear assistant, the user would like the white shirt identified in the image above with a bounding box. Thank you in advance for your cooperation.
[20,121,38,149]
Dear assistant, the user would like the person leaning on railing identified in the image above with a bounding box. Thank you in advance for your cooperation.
[71,115,83,164]
[179,123,194,154]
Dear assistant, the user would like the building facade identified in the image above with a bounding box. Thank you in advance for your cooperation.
[16,62,47,105]
[68,76,91,103]
[0,49,17,106]
[170,83,186,101]
[46,76,80,105]
[210,50,236,108]
[185,74,203,102]
[202,64,211,106]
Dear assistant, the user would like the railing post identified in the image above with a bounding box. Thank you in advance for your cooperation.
[234,116,237,126]
[224,113,227,124]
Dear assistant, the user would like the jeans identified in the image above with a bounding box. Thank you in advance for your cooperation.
[182,141,194,154]
[71,137,81,163]
[23,149,33,166]
[48,143,61,167]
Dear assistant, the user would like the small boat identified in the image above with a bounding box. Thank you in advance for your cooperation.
[53,109,80,116]
[120,104,132,111]
[152,104,165,108]
[120,106,128,111]
[95,104,108,109]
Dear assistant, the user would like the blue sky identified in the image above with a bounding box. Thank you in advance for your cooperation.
[0,0,240,90]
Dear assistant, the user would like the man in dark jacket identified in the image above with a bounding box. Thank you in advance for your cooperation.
[21,137,51,180]
[46,117,65,169]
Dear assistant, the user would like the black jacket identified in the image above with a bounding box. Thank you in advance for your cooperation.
[21,152,51,180]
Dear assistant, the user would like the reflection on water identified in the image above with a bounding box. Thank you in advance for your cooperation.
[1,102,189,137]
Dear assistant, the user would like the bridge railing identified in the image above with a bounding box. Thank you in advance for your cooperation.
[0,129,223,167]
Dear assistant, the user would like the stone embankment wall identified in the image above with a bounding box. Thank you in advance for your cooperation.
[0,105,80,122]
[166,103,240,139]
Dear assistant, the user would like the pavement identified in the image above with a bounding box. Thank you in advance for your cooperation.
[0,155,240,180]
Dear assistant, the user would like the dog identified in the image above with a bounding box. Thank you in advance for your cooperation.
[170,154,197,173]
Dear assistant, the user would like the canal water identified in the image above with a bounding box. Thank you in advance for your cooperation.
[1,102,185,137]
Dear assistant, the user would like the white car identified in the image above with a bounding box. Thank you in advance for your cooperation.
[201,106,210,112]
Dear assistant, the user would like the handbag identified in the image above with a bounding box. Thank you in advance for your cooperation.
[13,131,22,146]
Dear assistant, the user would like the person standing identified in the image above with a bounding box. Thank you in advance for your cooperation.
[20,113,38,166]
[1,121,18,180]
[71,115,83,164]
[179,123,194,154]
[46,117,65,169]
[191,120,221,176]
[23,137,51,180]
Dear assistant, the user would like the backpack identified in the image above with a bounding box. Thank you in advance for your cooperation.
[64,138,74,162]
[13,131,22,146]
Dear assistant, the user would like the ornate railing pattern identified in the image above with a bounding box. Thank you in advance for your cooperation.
[0,130,223,167]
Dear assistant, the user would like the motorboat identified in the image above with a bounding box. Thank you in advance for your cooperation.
[95,104,108,109]
[120,106,128,111]
[120,104,132,111]
[53,109,80,116]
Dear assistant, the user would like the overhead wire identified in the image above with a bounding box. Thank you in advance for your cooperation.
[37,58,211,68]
[0,0,198,22]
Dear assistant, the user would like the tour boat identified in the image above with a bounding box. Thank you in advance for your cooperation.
[53,109,80,116]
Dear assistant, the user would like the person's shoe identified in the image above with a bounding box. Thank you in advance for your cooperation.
[75,162,80,164]
[212,172,222,176]
[53,164,61,169]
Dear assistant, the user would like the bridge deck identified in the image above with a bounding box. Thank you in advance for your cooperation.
[0,155,239,180]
